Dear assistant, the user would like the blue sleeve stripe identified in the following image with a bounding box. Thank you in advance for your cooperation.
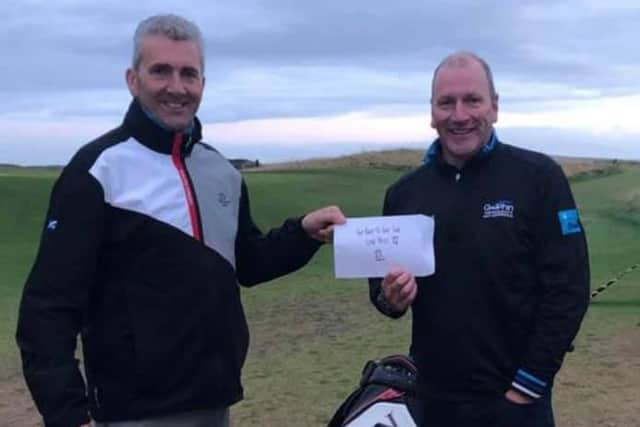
[516,369,547,386]
[513,377,545,396]
[512,369,547,399]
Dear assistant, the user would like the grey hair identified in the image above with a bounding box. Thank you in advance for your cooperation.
[430,51,497,101]
[132,14,205,71]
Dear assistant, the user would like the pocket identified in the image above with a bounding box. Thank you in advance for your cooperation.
[202,278,249,388]
[500,398,533,427]
[498,397,553,427]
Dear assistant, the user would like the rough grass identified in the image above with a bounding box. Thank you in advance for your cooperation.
[257,148,623,179]
[258,149,424,171]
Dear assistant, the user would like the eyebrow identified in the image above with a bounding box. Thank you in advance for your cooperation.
[149,63,201,74]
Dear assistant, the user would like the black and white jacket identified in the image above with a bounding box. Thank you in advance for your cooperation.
[370,135,590,403]
[17,100,322,427]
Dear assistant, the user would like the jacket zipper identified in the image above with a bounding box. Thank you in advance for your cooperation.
[94,386,101,409]
[171,132,203,241]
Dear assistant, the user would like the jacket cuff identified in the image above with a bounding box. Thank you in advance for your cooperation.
[511,369,548,399]
[295,216,324,248]
[375,290,406,319]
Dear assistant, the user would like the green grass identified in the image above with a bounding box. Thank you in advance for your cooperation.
[571,165,640,284]
[1,165,639,426]
[0,174,55,379]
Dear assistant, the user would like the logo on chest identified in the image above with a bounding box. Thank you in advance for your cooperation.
[482,200,514,219]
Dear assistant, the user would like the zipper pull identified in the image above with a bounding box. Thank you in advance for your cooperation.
[455,172,461,182]
[184,134,193,152]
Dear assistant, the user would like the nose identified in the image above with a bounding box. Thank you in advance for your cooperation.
[451,101,470,122]
[166,71,187,95]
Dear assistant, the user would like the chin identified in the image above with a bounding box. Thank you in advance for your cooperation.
[447,140,480,153]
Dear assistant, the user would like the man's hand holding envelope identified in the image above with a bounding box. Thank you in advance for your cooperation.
[333,214,434,312]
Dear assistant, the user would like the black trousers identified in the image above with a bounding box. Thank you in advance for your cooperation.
[409,393,555,427]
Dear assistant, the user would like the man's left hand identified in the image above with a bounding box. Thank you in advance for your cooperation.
[302,205,346,242]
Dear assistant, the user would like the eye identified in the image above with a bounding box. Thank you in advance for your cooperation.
[149,64,172,77]
[181,68,200,81]
[465,95,483,105]
[437,98,455,108]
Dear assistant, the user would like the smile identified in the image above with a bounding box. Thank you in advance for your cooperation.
[162,101,188,109]
[448,128,475,135]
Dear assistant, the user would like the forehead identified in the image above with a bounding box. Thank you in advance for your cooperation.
[138,34,202,70]
[433,61,491,98]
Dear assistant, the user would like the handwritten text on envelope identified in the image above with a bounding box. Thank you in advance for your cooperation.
[334,214,435,279]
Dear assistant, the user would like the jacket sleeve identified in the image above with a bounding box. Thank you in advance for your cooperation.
[235,180,323,286]
[16,161,105,427]
[511,161,590,399]
[368,187,407,319]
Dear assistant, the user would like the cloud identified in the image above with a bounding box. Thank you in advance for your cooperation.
[5,0,640,95]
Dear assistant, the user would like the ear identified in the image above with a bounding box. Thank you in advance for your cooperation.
[491,93,499,123]
[429,99,437,129]
[125,68,138,97]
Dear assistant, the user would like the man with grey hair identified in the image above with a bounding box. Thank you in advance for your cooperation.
[17,14,345,427]
[369,51,589,426]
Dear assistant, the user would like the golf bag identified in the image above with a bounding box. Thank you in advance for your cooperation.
[328,354,418,427]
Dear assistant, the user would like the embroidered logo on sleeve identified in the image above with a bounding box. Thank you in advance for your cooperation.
[217,192,231,207]
[558,209,581,235]
[483,200,514,219]
[46,219,58,231]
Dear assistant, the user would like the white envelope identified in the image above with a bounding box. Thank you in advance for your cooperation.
[333,214,435,279]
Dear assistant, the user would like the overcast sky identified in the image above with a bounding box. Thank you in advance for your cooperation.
[2,0,640,165]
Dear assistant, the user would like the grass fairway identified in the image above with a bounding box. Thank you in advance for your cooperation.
[0,164,639,426]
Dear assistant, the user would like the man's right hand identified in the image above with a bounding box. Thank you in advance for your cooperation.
[301,205,346,243]
[381,269,417,312]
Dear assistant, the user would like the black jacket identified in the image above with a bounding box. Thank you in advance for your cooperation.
[17,100,322,427]
[369,137,589,401]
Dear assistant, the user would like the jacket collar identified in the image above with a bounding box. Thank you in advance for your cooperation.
[122,99,203,155]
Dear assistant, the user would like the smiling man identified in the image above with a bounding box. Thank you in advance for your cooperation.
[369,52,590,427]
[17,14,345,427]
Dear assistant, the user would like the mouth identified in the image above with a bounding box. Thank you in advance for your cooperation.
[160,100,190,112]
[448,127,475,136]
